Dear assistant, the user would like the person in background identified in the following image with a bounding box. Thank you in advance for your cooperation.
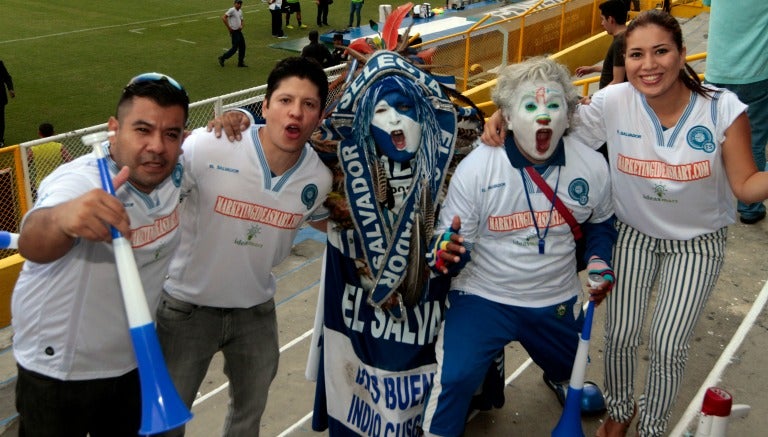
[316,0,331,26]
[575,0,628,89]
[330,33,348,65]
[421,56,616,437]
[285,0,308,29]
[269,0,288,38]
[301,30,335,67]
[28,122,72,195]
[218,0,247,68]
[575,0,629,160]
[348,0,363,28]
[622,0,639,12]
[12,73,189,436]
[157,57,331,437]
[703,0,768,224]
[482,10,768,436]
[0,60,15,147]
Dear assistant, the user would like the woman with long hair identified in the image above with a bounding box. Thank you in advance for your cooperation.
[483,9,768,436]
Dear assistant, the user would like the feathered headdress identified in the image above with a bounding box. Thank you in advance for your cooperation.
[312,5,484,316]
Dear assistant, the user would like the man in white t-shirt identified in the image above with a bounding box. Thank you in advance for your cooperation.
[12,73,189,436]
[157,57,332,437]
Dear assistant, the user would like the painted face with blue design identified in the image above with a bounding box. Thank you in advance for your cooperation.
[371,90,422,162]
[503,80,568,163]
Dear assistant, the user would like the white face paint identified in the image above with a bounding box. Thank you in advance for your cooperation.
[371,91,422,162]
[503,80,569,163]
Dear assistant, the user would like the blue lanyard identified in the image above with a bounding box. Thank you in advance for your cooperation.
[520,166,560,255]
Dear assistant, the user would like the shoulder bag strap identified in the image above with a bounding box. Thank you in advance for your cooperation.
[524,166,582,240]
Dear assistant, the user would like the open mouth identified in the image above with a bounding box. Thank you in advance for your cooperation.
[536,128,552,154]
[285,124,301,139]
[640,73,662,85]
[391,130,406,150]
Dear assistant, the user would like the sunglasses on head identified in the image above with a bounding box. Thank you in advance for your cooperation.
[125,72,187,95]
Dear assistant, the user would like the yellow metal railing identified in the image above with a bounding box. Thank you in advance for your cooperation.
[414,0,605,91]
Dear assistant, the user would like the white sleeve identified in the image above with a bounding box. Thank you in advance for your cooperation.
[589,157,615,224]
[716,90,749,144]
[23,168,95,230]
[437,149,483,244]
[179,128,209,194]
[571,89,609,150]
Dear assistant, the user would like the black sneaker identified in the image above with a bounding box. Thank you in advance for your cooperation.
[543,374,606,415]
[543,374,567,406]
[237,63,248,68]
[218,56,225,67]
[740,210,766,224]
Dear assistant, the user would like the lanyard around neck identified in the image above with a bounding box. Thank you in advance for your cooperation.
[520,166,560,255]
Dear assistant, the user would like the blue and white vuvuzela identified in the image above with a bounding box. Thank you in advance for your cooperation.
[552,274,605,437]
[82,132,192,435]
[551,299,593,437]
[0,231,19,249]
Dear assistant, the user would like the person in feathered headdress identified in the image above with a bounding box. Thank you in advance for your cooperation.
[304,4,500,436]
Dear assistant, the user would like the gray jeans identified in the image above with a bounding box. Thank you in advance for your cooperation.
[156,291,279,437]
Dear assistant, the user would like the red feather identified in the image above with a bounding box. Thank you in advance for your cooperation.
[383,2,414,51]
[349,38,375,54]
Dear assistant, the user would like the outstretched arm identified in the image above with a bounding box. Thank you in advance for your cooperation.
[575,65,600,77]
[19,167,131,263]
[723,112,768,203]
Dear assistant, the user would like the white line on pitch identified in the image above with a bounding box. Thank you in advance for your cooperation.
[0,10,224,44]
[177,39,196,44]
[276,412,314,437]
[191,329,313,407]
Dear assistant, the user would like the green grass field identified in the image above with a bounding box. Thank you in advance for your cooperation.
[0,0,393,145]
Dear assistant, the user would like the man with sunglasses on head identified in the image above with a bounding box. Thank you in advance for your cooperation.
[11,73,189,436]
